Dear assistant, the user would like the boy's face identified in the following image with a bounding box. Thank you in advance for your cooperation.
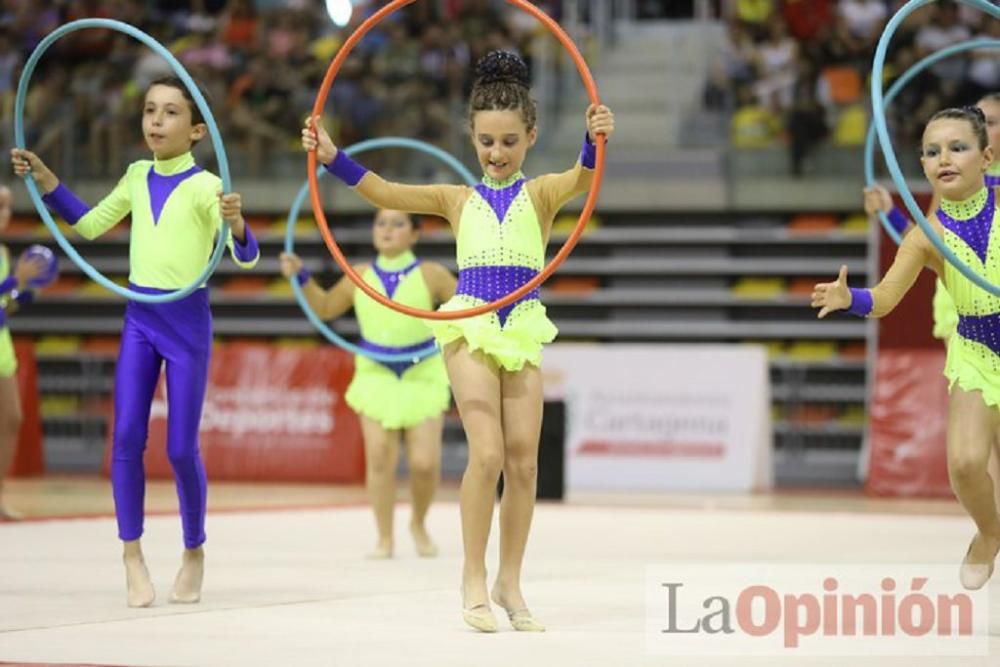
[142,84,206,159]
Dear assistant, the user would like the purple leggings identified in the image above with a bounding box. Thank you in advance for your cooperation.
[111,285,212,549]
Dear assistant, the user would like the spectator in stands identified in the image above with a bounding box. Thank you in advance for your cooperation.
[786,60,827,175]
[961,14,1000,103]
[781,0,833,43]
[218,0,258,59]
[728,0,775,38]
[227,55,298,175]
[731,84,782,147]
[838,0,888,44]
[915,1,970,94]
[753,15,798,109]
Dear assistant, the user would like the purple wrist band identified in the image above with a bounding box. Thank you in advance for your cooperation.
[581,132,597,169]
[847,288,873,317]
[887,207,908,235]
[324,151,369,187]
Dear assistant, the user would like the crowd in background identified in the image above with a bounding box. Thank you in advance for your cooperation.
[0,0,545,178]
[709,0,1000,175]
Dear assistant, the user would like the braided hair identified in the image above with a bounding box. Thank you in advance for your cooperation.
[468,50,537,131]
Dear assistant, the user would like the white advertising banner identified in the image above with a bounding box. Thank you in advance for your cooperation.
[543,344,772,493]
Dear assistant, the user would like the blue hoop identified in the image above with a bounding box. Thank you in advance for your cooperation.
[865,36,1000,245]
[871,0,1000,295]
[285,137,477,362]
[14,19,231,303]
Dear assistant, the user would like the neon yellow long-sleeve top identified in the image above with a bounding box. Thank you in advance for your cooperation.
[41,151,258,289]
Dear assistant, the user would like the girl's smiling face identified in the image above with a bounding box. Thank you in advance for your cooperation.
[471,109,536,181]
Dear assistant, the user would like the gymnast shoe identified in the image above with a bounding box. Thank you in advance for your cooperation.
[491,591,545,632]
[462,603,498,633]
[959,533,997,591]
[0,503,23,521]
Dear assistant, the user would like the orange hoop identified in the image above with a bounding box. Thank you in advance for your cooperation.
[308,0,605,320]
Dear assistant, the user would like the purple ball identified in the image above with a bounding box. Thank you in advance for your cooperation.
[20,244,58,289]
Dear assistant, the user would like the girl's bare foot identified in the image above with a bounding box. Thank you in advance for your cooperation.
[410,522,438,558]
[366,537,393,559]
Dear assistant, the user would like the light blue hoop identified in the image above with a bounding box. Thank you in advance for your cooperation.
[14,18,231,303]
[865,36,1000,245]
[872,0,1000,295]
[285,137,477,362]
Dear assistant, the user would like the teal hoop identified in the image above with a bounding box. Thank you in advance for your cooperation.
[871,0,1000,295]
[285,137,477,362]
[14,19,231,303]
[865,36,1000,245]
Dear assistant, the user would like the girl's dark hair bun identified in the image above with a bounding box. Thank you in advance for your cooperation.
[474,50,529,87]
[963,104,987,124]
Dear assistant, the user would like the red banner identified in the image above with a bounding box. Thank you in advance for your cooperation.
[104,343,364,483]
[11,338,43,476]
[865,349,951,497]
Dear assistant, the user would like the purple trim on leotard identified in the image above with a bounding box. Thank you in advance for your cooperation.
[41,183,91,225]
[936,188,995,264]
[359,337,436,377]
[147,165,202,225]
[455,265,540,328]
[986,173,1000,188]
[475,178,525,225]
[372,259,421,299]
[958,313,1000,356]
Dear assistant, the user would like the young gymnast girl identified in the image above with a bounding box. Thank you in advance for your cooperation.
[303,50,614,631]
[279,209,455,559]
[0,184,49,521]
[865,94,1000,507]
[813,106,1000,590]
[12,76,260,607]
